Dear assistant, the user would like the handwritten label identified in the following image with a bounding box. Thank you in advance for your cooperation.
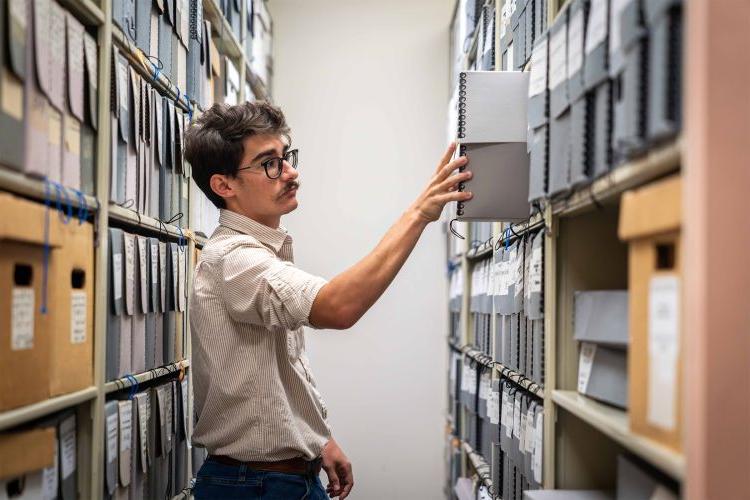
[60,415,76,479]
[578,342,597,393]
[11,288,34,350]
[70,291,87,343]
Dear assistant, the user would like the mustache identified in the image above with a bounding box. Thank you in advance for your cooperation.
[278,181,300,198]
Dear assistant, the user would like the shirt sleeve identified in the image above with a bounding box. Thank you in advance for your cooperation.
[220,243,328,330]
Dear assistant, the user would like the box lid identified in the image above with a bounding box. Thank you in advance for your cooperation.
[574,291,629,347]
[0,193,62,247]
[0,427,56,480]
[619,175,682,241]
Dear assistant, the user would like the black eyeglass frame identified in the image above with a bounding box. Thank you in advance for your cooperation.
[237,148,299,179]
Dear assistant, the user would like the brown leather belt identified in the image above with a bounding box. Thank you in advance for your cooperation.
[208,455,323,476]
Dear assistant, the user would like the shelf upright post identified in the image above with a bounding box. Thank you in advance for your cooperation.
[89,0,113,497]
[542,202,557,489]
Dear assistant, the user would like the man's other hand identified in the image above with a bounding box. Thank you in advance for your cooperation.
[410,142,473,222]
[321,438,354,499]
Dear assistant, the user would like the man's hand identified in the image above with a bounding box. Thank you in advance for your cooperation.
[409,142,473,222]
[321,438,353,499]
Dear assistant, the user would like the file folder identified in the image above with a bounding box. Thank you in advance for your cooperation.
[105,401,119,496]
[118,400,133,491]
[0,0,27,171]
[107,228,124,381]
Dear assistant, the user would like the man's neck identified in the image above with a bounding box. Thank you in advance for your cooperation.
[226,205,281,229]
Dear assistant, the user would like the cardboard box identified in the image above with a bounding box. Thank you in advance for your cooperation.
[578,341,629,409]
[0,193,61,411]
[0,427,55,480]
[616,455,679,500]
[574,291,629,347]
[48,218,95,396]
[619,175,683,452]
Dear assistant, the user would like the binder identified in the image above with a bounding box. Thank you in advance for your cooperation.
[107,228,124,381]
[81,30,97,196]
[61,12,84,190]
[0,0,27,171]
[104,401,119,497]
[132,235,150,374]
[124,68,139,206]
[46,1,66,184]
[132,392,149,500]
[112,53,128,204]
[149,90,161,219]
[583,0,610,89]
[118,400,133,494]
[569,95,591,187]
[24,0,52,180]
[567,0,589,102]
[524,230,544,321]
[158,3,173,83]
[512,0,527,70]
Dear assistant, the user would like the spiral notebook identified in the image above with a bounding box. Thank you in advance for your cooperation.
[455,71,531,221]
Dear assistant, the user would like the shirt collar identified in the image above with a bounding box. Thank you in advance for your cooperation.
[218,209,290,253]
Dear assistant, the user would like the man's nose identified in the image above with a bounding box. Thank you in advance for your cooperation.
[280,160,298,181]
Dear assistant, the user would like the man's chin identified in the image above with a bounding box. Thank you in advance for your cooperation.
[279,197,299,214]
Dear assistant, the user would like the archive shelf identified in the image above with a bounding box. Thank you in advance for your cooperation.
[203,0,245,62]
[104,359,191,395]
[0,166,100,212]
[460,344,544,398]
[552,390,685,481]
[0,387,98,433]
[108,203,189,241]
[552,138,682,217]
[462,441,494,494]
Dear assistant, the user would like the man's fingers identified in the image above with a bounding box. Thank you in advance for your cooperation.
[324,465,341,497]
[437,170,472,192]
[438,191,473,204]
[436,156,468,182]
[338,463,354,500]
[435,142,457,174]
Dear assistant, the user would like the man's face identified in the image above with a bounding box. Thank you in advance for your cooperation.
[214,134,300,224]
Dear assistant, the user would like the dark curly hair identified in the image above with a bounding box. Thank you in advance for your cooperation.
[184,101,291,208]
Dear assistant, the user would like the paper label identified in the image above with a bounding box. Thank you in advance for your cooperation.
[461,362,469,393]
[647,275,681,431]
[150,241,159,286]
[468,366,477,396]
[585,0,608,54]
[568,8,585,78]
[578,342,597,393]
[512,398,521,439]
[119,401,133,452]
[525,407,536,453]
[520,411,528,453]
[124,234,135,314]
[60,415,76,479]
[106,411,118,461]
[11,288,34,350]
[489,388,500,425]
[548,24,567,90]
[529,247,543,294]
[533,412,544,482]
[113,253,123,301]
[42,438,59,500]
[498,260,510,296]
[528,37,548,97]
[503,391,513,438]
[70,290,87,343]
[479,371,490,401]
[164,387,174,450]
[137,395,149,471]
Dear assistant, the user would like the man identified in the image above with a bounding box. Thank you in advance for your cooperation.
[185,101,471,499]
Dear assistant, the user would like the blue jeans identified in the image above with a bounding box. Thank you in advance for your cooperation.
[193,457,329,500]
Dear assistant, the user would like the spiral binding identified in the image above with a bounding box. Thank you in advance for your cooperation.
[457,72,467,140]
[457,143,467,216]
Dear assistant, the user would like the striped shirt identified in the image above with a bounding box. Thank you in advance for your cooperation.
[190,209,331,461]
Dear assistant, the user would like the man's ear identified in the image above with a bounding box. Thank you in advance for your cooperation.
[210,173,235,202]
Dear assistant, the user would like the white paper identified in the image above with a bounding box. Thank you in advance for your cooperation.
[60,415,77,480]
[585,0,608,54]
[647,275,681,431]
[137,395,149,471]
[528,37,548,97]
[498,260,510,296]
[533,412,544,483]
[106,411,118,463]
[42,438,59,500]
[70,290,87,344]
[113,253,123,301]
[124,234,135,313]
[11,288,34,350]
[578,342,597,393]
[548,24,568,90]
[520,411,528,453]
[468,366,477,396]
[568,8,585,78]
[178,249,187,311]
[479,371,490,401]
[529,247,543,294]
[502,391,513,438]
[119,400,133,452]
[525,407,536,453]
[150,241,159,286]
[137,237,148,304]
[512,397,521,439]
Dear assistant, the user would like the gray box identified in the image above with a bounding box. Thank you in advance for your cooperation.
[569,96,591,187]
[574,290,629,347]
[611,38,648,164]
[579,342,628,408]
[590,80,613,178]
[525,491,615,500]
[548,109,572,196]
[645,0,683,143]
[616,455,679,500]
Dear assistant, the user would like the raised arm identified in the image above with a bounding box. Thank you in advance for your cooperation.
[309,144,472,330]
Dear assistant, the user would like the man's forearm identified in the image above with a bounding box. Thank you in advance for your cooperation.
[310,208,429,329]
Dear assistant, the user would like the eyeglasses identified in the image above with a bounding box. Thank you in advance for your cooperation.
[237,149,299,179]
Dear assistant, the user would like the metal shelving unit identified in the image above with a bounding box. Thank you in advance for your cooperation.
[0,1,272,498]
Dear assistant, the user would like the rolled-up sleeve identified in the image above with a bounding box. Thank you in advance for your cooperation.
[220,244,327,330]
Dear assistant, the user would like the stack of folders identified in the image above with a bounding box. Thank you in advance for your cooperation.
[574,291,629,409]
[455,71,531,222]
[470,258,493,357]
[0,410,79,499]
[495,382,544,500]
[116,1,215,111]
[103,377,191,499]
[0,193,95,412]
[448,264,463,343]
[494,230,545,388]
[540,0,683,200]
[0,0,99,194]
[109,50,191,222]
[251,0,273,88]
[107,228,189,382]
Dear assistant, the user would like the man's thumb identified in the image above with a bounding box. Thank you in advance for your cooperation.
[325,465,341,494]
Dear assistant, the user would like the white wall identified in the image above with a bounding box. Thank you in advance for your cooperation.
[268,0,454,498]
